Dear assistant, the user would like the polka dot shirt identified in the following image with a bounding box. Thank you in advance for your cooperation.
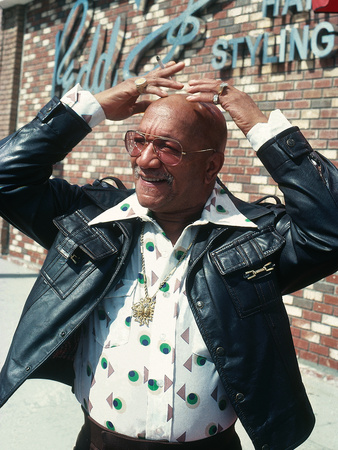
[74,182,256,442]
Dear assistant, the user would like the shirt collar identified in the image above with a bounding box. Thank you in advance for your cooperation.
[88,181,257,229]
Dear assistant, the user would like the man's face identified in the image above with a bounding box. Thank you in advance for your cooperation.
[131,101,217,218]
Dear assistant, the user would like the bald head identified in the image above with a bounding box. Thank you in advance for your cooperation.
[141,94,227,154]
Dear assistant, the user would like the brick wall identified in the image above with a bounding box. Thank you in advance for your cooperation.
[0,5,25,137]
[0,5,25,254]
[0,0,337,371]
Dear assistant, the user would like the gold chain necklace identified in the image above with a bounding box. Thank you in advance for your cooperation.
[132,223,197,327]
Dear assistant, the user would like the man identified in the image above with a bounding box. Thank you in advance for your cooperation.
[0,60,338,450]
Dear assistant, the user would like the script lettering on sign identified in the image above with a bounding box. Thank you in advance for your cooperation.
[122,0,216,79]
[52,0,216,96]
[52,0,125,96]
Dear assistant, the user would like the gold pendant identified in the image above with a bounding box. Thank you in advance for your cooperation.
[132,297,156,326]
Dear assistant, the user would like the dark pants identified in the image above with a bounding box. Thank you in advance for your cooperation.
[74,412,242,450]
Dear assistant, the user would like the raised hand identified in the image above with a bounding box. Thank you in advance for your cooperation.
[94,61,185,121]
[186,78,268,136]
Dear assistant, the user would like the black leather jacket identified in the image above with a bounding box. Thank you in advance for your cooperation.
[1,98,338,450]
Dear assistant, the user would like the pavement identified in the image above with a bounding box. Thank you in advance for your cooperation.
[0,257,337,449]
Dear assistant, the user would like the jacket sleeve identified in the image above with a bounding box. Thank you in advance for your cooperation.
[257,126,338,294]
[0,97,92,249]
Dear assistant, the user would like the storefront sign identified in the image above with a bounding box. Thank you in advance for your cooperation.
[52,0,215,96]
[52,0,337,96]
[212,0,337,70]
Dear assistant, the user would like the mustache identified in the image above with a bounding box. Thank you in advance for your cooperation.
[134,167,174,185]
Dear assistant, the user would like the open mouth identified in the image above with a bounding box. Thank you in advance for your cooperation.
[135,167,173,185]
[141,176,168,183]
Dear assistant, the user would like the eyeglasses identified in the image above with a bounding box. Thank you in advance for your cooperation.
[124,130,215,167]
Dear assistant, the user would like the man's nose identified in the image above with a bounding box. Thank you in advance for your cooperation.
[135,142,162,168]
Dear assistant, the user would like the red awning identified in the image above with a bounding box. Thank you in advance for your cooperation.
[313,0,338,12]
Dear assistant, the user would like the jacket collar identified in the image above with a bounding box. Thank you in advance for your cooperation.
[88,181,258,229]
[82,179,275,229]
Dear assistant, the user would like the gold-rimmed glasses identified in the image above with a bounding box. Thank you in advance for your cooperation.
[124,130,215,167]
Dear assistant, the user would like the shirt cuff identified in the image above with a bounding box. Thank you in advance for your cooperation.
[246,110,293,151]
[61,84,106,128]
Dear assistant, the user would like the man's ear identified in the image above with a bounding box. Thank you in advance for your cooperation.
[204,152,224,184]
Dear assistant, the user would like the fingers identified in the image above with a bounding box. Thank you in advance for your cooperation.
[187,78,219,93]
[145,79,184,98]
[157,60,185,79]
[185,78,268,135]
[136,61,185,98]
[186,78,229,104]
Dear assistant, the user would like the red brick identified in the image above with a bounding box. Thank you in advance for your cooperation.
[314,79,331,88]
[326,274,338,284]
[324,295,338,306]
[303,90,323,99]
[238,158,252,166]
[318,130,338,139]
[290,326,301,337]
[309,343,329,357]
[313,303,333,315]
[298,350,319,364]
[321,109,338,119]
[329,140,338,149]
[320,336,338,348]
[301,330,319,342]
[295,80,312,90]
[285,91,302,100]
[312,119,330,129]
[303,310,322,322]
[261,84,276,92]
[275,101,292,109]
[294,100,311,108]
[293,337,309,350]
[292,290,304,298]
[291,318,311,329]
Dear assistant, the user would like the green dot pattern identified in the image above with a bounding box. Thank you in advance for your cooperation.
[113,398,123,410]
[160,343,171,354]
[101,357,108,369]
[148,379,159,391]
[106,421,115,431]
[208,424,217,436]
[146,241,155,252]
[128,370,139,382]
[78,187,243,441]
[140,335,151,346]
[187,393,198,405]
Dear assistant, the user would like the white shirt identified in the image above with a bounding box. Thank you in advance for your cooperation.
[73,184,257,442]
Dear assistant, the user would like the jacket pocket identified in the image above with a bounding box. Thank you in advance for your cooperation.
[211,227,285,318]
[41,228,118,300]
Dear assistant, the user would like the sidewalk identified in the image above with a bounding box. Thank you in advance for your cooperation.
[0,257,337,449]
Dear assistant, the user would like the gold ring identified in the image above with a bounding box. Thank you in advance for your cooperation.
[218,82,228,95]
[135,77,148,94]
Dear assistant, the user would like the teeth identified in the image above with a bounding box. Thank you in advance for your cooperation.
[142,177,164,182]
